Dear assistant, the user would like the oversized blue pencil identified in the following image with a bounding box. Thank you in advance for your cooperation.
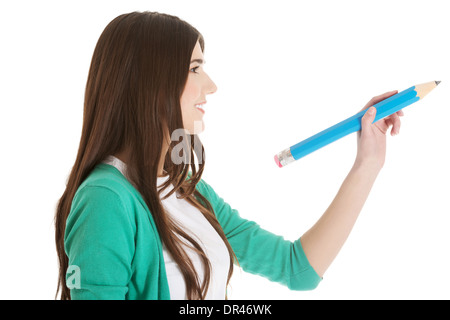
[274,81,440,168]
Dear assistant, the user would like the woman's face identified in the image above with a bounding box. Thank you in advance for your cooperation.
[180,40,217,134]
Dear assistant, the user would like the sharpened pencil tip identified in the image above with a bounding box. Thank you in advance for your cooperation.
[435,81,441,86]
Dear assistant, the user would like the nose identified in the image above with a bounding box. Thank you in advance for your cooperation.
[205,72,217,95]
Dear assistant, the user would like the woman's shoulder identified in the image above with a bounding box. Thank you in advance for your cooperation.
[73,163,145,212]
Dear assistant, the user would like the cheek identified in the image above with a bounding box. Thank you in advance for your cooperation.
[181,79,201,108]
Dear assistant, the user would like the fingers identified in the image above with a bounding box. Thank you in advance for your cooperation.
[388,112,401,136]
[378,109,403,135]
[358,91,405,136]
[361,104,404,136]
[361,106,377,126]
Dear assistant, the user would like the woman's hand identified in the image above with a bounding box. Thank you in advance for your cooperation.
[354,90,405,172]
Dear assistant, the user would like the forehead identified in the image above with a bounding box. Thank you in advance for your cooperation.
[191,41,204,59]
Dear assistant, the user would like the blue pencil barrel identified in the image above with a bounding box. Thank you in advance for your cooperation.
[275,86,420,167]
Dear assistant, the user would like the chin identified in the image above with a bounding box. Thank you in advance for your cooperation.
[187,120,204,135]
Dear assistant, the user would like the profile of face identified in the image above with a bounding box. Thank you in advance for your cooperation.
[180,41,217,134]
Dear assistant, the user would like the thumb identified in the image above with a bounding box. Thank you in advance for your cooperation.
[362,106,377,125]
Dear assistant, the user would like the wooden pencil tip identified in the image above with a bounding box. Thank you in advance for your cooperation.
[435,81,441,86]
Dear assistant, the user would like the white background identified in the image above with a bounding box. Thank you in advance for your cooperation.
[1,0,449,300]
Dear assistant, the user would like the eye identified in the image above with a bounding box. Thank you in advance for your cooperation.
[190,66,200,74]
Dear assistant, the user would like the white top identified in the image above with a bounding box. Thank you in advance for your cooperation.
[102,155,230,299]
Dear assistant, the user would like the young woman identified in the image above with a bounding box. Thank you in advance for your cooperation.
[54,11,404,300]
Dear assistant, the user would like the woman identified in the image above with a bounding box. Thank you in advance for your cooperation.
[55,11,403,300]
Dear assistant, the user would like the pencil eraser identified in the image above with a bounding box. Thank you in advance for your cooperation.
[274,154,282,168]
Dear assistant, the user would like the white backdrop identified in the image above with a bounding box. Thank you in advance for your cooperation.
[1,0,449,300]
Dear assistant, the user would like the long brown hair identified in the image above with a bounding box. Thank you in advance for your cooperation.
[55,11,236,300]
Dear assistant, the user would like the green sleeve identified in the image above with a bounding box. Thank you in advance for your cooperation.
[64,186,135,300]
[196,179,322,290]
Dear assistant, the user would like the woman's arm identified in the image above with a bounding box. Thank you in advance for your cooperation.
[65,186,135,299]
[300,90,404,278]
[300,162,379,278]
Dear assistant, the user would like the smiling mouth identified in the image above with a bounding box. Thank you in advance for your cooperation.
[195,102,206,113]
[195,105,205,113]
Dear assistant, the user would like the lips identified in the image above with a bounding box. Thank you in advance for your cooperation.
[194,102,206,113]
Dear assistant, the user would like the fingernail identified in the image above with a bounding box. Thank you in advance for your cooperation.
[368,107,375,114]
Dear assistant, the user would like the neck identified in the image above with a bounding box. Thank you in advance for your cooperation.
[114,139,170,178]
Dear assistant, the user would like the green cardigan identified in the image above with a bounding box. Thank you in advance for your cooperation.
[64,163,321,299]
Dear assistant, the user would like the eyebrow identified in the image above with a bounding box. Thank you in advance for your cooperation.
[190,58,205,65]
